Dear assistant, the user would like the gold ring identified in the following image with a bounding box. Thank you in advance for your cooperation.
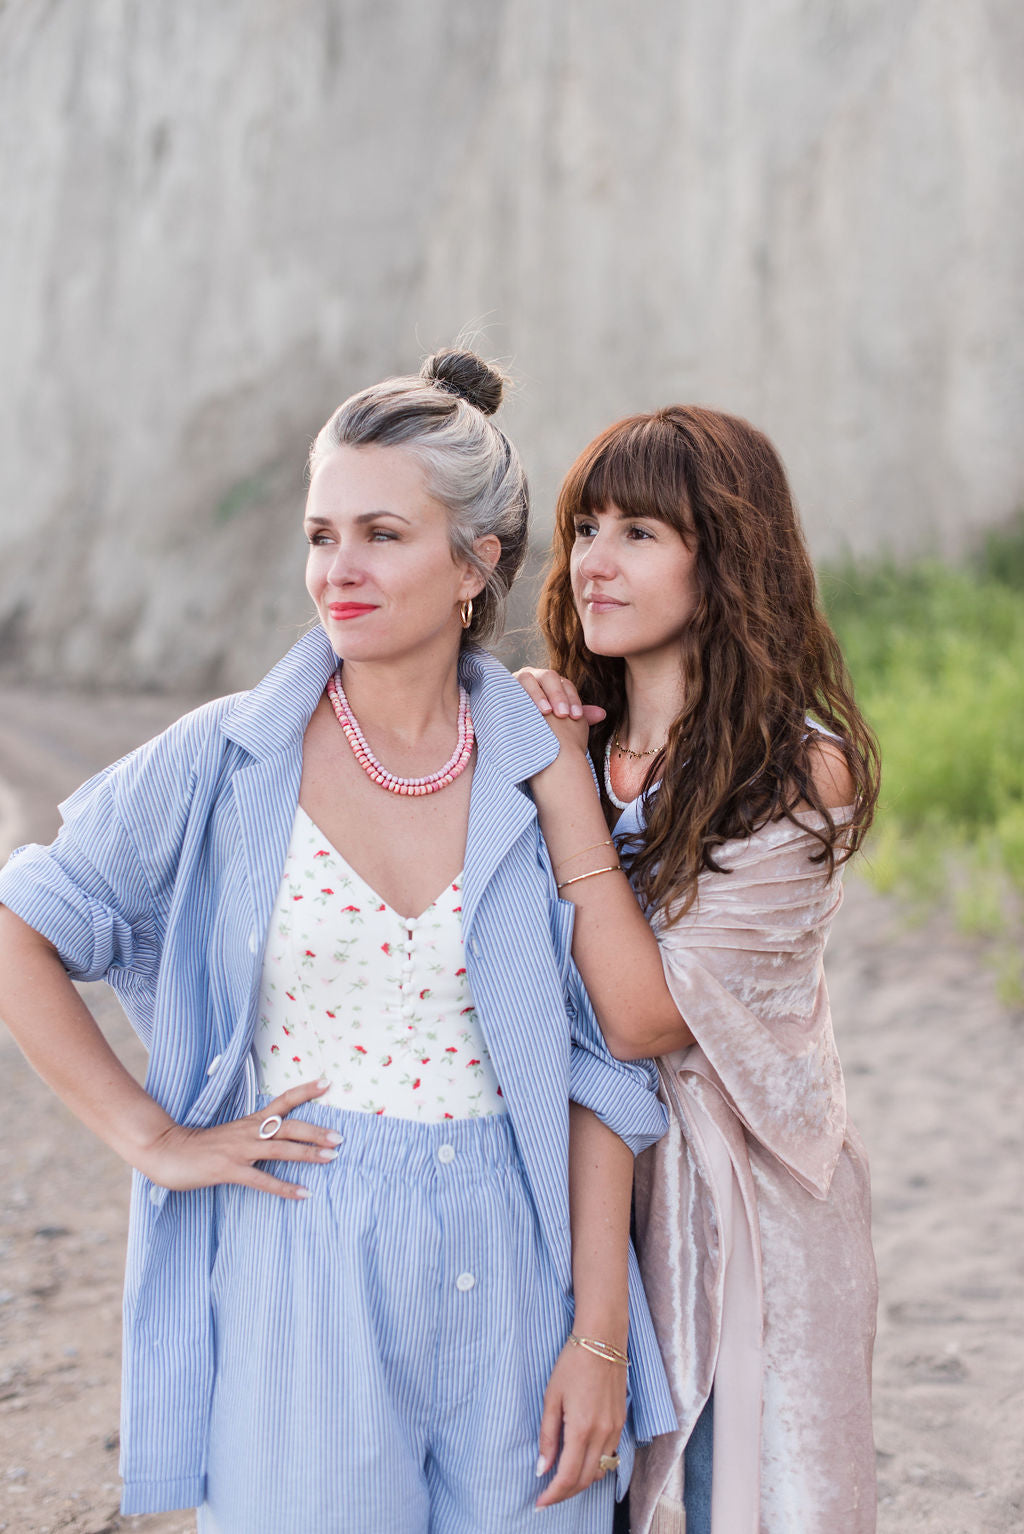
[598,1453,620,1473]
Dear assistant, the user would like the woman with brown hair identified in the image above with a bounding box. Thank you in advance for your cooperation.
[517,406,880,1534]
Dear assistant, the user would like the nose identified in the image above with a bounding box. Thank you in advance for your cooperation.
[324,541,363,588]
[575,529,617,582]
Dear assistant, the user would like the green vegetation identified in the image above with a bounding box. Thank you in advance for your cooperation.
[821,514,1024,1006]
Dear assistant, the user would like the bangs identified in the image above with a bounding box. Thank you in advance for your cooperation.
[566,414,692,531]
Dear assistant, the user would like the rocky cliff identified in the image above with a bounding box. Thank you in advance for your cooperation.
[1,0,1021,688]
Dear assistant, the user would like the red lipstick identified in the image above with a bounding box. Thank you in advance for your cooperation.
[328,603,377,620]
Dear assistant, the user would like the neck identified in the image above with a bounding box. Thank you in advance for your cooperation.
[620,649,687,749]
[335,638,463,745]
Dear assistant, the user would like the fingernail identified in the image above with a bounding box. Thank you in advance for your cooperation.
[324,1131,342,1146]
[570,704,583,718]
[316,1078,331,1090]
[535,1454,548,1477]
[317,1149,338,1161]
[295,1186,311,1199]
[555,703,568,717]
[539,700,552,713]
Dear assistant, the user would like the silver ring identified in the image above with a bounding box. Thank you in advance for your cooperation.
[257,1113,283,1141]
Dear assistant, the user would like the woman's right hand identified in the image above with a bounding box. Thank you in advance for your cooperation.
[514,667,606,728]
[135,1078,339,1200]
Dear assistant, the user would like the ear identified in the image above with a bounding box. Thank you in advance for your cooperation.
[458,534,502,599]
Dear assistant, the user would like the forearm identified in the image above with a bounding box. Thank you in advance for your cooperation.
[535,752,694,1057]
[0,906,176,1166]
[568,1102,633,1349]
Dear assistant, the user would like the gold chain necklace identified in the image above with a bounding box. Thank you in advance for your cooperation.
[612,731,666,760]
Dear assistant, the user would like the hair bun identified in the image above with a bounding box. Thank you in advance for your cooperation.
[421,348,504,417]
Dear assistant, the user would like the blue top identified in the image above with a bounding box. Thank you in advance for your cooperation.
[0,628,677,1513]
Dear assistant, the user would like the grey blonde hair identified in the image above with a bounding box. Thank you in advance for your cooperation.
[308,349,529,643]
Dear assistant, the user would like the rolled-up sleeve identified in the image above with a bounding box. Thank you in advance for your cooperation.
[567,961,668,1154]
[0,768,157,984]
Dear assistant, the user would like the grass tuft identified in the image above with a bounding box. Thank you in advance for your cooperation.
[822,511,1024,985]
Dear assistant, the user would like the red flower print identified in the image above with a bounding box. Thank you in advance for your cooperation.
[451,882,460,892]
[420,1057,430,1065]
[376,903,386,912]
[285,992,296,1001]
[325,1011,335,1019]
[292,894,304,901]
[321,888,334,894]
[454,967,466,977]
[496,1086,503,1097]
[468,1059,480,1067]
[341,905,360,913]
[270,1044,280,1054]
[304,949,316,957]
[292,1054,301,1063]
[383,1055,393,1067]
[445,1046,458,1054]
[452,905,462,912]
[282,1025,291,1035]
[353,1044,367,1055]
[460,1006,475,1016]
[412,1078,421,1089]
[314,849,329,858]
[444,1112,453,1120]
[381,942,390,955]
[419,988,431,1000]
[376,1107,385,1115]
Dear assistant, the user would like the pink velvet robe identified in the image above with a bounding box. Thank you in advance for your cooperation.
[625,809,877,1534]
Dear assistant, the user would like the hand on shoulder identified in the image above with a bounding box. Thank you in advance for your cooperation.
[514,667,605,768]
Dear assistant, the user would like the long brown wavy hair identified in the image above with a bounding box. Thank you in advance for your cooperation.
[539,406,880,922]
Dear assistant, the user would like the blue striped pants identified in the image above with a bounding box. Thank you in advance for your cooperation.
[198,1104,617,1533]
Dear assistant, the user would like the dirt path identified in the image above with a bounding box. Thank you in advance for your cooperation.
[0,686,1021,1533]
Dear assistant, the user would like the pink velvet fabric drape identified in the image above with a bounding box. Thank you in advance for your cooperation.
[626,811,877,1534]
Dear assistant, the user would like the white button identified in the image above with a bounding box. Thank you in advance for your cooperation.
[438,1144,455,1165]
[206,1054,222,1076]
[401,1006,415,1019]
[405,917,419,932]
[471,939,481,956]
[455,1271,475,1291]
[149,1186,162,1205]
[248,932,258,955]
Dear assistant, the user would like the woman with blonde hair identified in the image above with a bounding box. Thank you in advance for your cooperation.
[519,405,880,1533]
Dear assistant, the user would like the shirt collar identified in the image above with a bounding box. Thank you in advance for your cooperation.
[220,627,560,784]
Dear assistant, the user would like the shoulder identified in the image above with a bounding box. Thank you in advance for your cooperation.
[72,692,250,845]
[801,734,855,811]
[113,692,245,783]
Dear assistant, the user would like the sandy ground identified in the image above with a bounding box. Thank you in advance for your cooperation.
[0,685,1021,1534]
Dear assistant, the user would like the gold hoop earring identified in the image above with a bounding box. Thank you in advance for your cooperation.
[459,598,474,630]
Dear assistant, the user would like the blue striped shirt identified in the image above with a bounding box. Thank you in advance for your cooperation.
[0,629,676,1513]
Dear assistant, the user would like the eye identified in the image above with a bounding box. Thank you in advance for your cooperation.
[573,519,598,539]
[368,527,399,543]
[626,523,656,540]
[307,530,334,546]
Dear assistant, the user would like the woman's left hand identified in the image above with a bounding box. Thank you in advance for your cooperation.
[514,667,605,761]
[534,1340,627,1507]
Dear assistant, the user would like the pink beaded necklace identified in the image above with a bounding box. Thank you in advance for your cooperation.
[326,669,475,796]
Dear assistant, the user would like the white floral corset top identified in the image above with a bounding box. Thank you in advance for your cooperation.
[254,806,506,1121]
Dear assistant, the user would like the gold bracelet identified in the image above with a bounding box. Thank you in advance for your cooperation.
[555,838,614,872]
[556,864,623,891]
[568,1331,630,1368]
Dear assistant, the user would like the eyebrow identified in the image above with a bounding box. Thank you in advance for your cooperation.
[303,510,412,528]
